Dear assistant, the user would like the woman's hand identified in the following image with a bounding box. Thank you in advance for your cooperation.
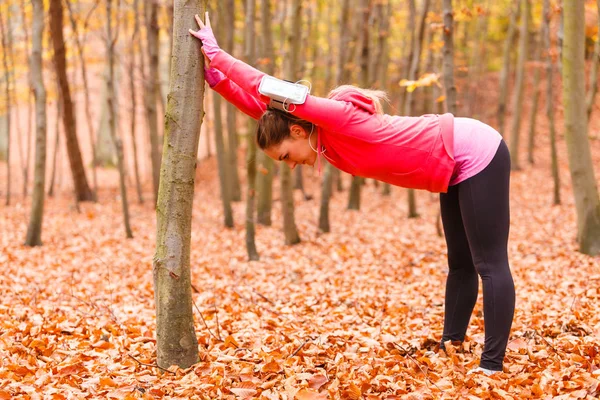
[188,12,220,66]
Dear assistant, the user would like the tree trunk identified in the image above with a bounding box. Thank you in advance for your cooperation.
[562,0,600,255]
[25,0,47,247]
[128,0,144,204]
[19,0,32,198]
[256,0,275,226]
[106,0,133,239]
[319,162,334,232]
[0,7,11,205]
[245,0,260,259]
[527,30,542,165]
[224,0,241,202]
[404,0,430,219]
[65,0,99,199]
[348,0,372,211]
[48,97,61,197]
[49,0,94,202]
[153,0,206,369]
[586,0,600,119]
[543,0,560,206]
[281,0,301,245]
[497,0,520,135]
[145,0,162,206]
[509,0,530,171]
[442,0,457,116]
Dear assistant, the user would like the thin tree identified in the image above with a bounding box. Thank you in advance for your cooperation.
[527,28,542,165]
[153,1,208,369]
[144,0,161,205]
[405,0,431,219]
[211,9,234,228]
[25,0,47,247]
[586,0,600,119]
[66,0,100,198]
[127,0,143,203]
[543,0,560,205]
[281,0,301,245]
[257,0,275,226]
[0,5,11,205]
[106,0,133,238]
[19,0,32,198]
[223,0,241,202]
[48,95,61,197]
[562,0,600,255]
[509,0,530,171]
[244,0,260,259]
[49,0,94,201]
[497,0,520,135]
[347,0,372,211]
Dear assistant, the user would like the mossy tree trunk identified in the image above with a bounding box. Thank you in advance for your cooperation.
[153,0,207,369]
[25,0,47,247]
[562,0,600,256]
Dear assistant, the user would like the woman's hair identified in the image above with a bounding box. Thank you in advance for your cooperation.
[256,85,389,150]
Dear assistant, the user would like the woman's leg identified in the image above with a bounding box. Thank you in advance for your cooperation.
[439,183,479,346]
[458,140,515,371]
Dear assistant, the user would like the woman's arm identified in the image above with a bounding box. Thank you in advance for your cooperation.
[206,68,266,120]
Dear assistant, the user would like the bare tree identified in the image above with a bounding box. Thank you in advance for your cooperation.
[0,6,11,205]
[497,0,520,135]
[586,0,600,119]
[145,0,162,205]
[527,29,542,165]
[562,0,600,255]
[543,0,560,206]
[25,0,48,247]
[509,0,530,171]
[153,0,207,369]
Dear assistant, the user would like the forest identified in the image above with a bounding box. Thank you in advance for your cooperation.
[1,0,600,398]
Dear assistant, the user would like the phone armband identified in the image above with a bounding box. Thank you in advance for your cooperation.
[258,76,309,111]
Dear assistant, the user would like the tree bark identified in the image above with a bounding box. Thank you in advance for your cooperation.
[25,0,47,247]
[509,0,530,171]
[224,0,241,201]
[106,0,133,239]
[245,0,260,259]
[543,0,560,206]
[153,0,206,369]
[128,0,144,204]
[49,0,94,202]
[527,30,542,165]
[586,0,600,119]
[0,7,11,205]
[442,0,457,116]
[65,0,100,199]
[48,96,61,197]
[145,0,162,206]
[404,0,430,219]
[497,0,520,135]
[256,0,275,226]
[562,0,600,255]
[19,0,32,198]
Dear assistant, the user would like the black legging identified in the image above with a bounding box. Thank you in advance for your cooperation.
[439,140,515,371]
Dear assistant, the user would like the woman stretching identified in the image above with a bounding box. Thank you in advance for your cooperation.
[190,13,515,375]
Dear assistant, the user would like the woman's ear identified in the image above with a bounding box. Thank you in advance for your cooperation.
[290,124,307,139]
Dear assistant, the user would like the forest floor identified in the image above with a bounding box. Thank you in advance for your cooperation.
[2,71,600,398]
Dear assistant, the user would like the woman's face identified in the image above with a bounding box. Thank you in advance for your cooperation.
[263,124,317,170]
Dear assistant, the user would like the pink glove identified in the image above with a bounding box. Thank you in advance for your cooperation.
[189,12,220,61]
[204,67,225,87]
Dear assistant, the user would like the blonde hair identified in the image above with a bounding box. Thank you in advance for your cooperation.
[327,85,389,115]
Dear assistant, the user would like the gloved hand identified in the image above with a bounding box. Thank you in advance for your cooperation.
[204,67,226,87]
[189,12,220,62]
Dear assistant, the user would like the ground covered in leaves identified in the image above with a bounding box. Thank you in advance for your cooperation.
[1,127,600,399]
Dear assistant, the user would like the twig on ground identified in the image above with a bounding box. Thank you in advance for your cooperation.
[128,354,176,375]
[392,342,445,393]
[213,300,222,341]
[289,338,311,358]
[252,288,276,306]
[191,296,222,342]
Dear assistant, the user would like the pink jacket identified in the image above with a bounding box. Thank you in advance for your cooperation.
[210,51,456,193]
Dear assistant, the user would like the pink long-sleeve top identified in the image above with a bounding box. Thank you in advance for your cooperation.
[209,50,456,193]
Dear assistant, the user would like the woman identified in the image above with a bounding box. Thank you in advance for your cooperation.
[190,13,514,375]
